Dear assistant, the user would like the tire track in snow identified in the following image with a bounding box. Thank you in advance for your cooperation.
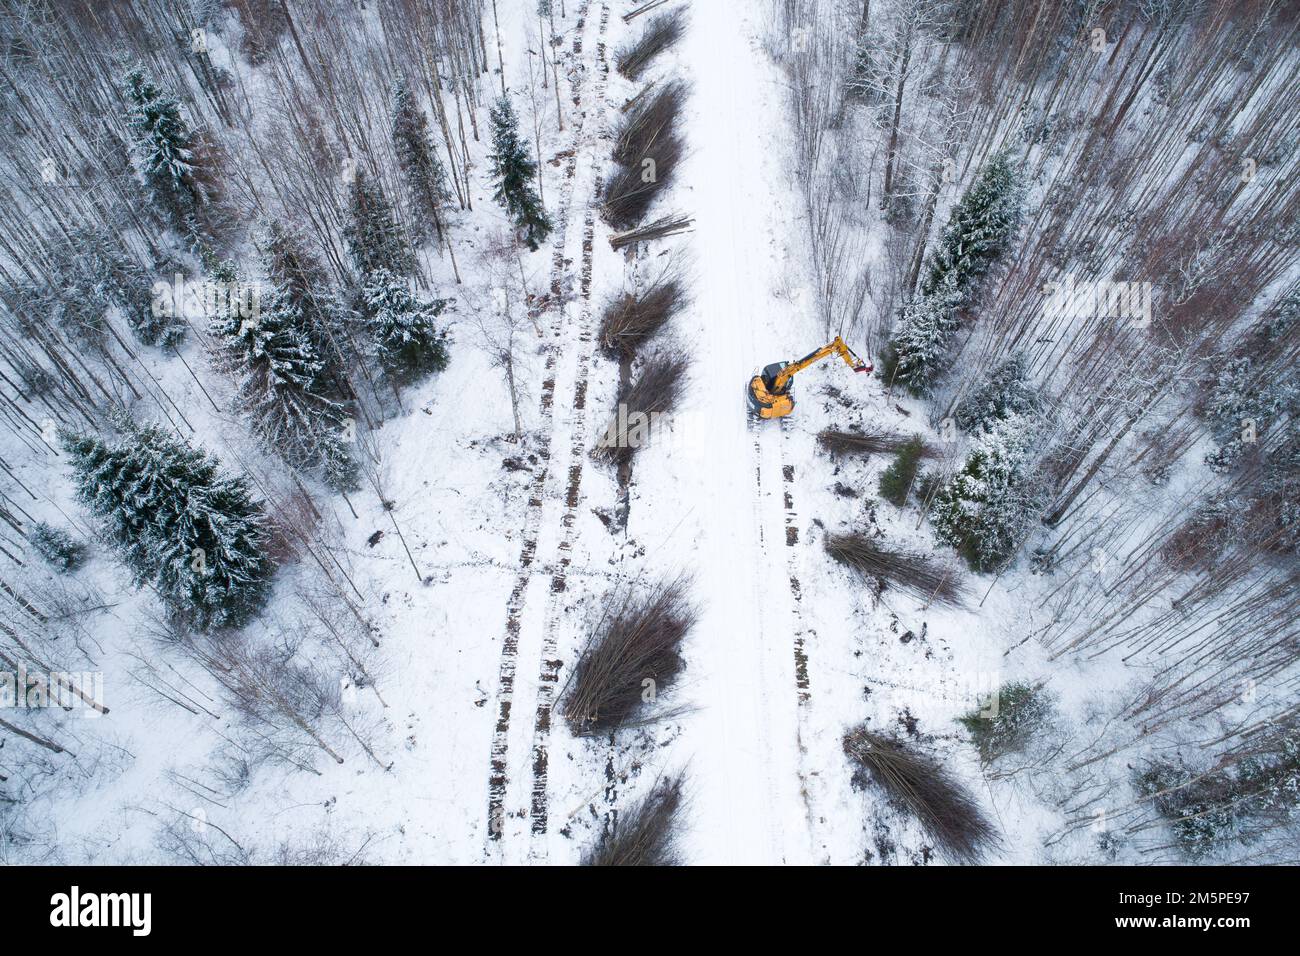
[485,0,602,847]
[528,195,608,848]
[779,418,826,858]
[524,2,610,852]
[779,421,811,705]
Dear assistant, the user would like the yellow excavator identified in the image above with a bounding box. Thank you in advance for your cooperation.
[747,335,872,419]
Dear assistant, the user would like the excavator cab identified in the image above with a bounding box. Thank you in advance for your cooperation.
[747,336,871,420]
[748,362,797,419]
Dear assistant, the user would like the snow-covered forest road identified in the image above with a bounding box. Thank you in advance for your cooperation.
[676,0,812,865]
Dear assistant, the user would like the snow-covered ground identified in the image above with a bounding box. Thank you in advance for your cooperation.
[5,0,1295,868]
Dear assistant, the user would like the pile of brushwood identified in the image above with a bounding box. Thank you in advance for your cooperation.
[561,577,695,734]
[825,532,966,607]
[581,774,686,866]
[843,725,1000,864]
[604,78,685,229]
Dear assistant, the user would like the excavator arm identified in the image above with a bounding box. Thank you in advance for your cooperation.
[747,335,872,420]
[772,336,870,392]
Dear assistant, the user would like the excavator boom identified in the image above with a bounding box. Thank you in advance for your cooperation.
[747,335,871,420]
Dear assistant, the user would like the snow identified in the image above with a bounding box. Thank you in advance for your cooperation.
[6,0,1294,868]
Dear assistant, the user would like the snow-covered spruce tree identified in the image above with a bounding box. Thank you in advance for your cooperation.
[918,151,1022,299]
[488,94,551,250]
[262,223,352,401]
[122,64,206,232]
[1203,357,1296,471]
[359,268,449,383]
[28,522,86,573]
[954,352,1039,433]
[1262,425,1300,552]
[344,168,418,278]
[885,270,964,393]
[1137,726,1300,859]
[392,80,452,243]
[1203,296,1298,472]
[47,230,186,347]
[888,151,1022,393]
[957,681,1053,765]
[931,413,1044,572]
[210,257,358,491]
[60,424,274,630]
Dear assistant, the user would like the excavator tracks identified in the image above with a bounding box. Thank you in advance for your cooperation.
[484,0,609,854]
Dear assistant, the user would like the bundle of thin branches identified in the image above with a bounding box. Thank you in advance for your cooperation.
[599,276,686,359]
[825,532,967,607]
[609,214,694,250]
[602,132,684,230]
[582,774,685,866]
[615,8,687,80]
[561,577,695,735]
[592,352,689,465]
[612,80,686,168]
[843,726,1000,865]
[817,429,933,457]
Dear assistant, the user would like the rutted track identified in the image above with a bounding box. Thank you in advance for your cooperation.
[528,106,610,858]
[779,420,811,705]
[485,0,607,848]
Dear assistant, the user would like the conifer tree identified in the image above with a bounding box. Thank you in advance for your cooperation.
[931,413,1044,571]
[28,522,86,573]
[918,150,1021,300]
[488,94,551,250]
[1203,296,1299,471]
[954,352,1039,433]
[392,81,452,244]
[344,168,417,278]
[210,256,358,490]
[888,151,1022,393]
[360,268,450,383]
[122,64,206,231]
[61,423,274,630]
[262,223,352,400]
[46,230,186,347]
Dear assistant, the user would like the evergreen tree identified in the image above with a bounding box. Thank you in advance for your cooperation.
[488,94,551,250]
[28,521,87,572]
[889,151,1022,393]
[886,271,964,393]
[262,223,352,400]
[392,80,452,243]
[1137,726,1300,858]
[122,64,206,231]
[879,436,926,506]
[954,352,1039,433]
[931,413,1043,571]
[918,150,1021,300]
[1204,295,1299,472]
[210,256,358,490]
[360,268,450,383]
[61,423,273,630]
[344,168,417,278]
[1262,424,1300,552]
[46,230,186,347]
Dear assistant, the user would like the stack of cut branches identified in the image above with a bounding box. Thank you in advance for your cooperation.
[609,214,694,250]
[817,428,933,458]
[592,353,688,465]
[582,774,686,866]
[825,532,966,607]
[615,8,687,80]
[561,577,695,735]
[843,726,999,864]
[599,274,687,360]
